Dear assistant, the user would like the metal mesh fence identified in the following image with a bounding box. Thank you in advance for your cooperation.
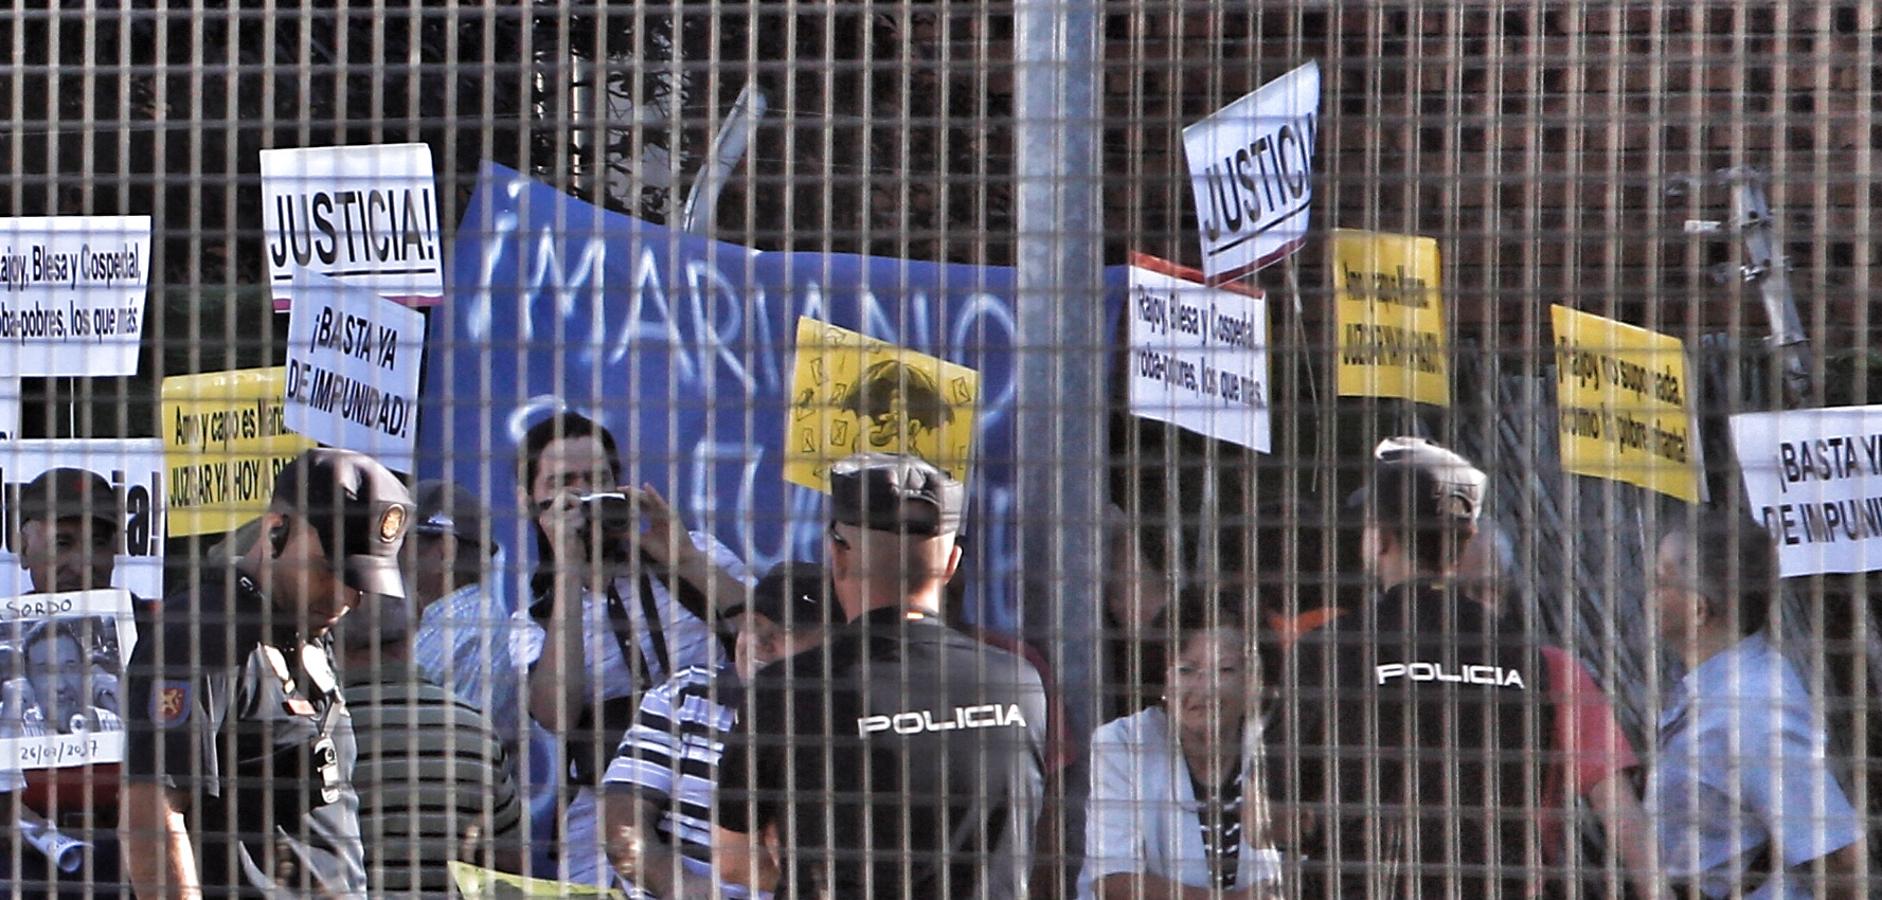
[1,2,1879,897]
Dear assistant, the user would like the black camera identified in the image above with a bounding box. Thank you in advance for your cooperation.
[579,492,639,532]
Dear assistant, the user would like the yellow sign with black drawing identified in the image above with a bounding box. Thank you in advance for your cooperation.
[784,316,979,493]
[1332,228,1450,407]
[161,367,318,537]
[1551,305,1704,504]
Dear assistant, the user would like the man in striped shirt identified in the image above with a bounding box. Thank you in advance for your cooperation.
[337,563,527,896]
[601,562,833,899]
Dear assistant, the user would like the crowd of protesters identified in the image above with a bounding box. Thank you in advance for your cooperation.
[0,414,1867,899]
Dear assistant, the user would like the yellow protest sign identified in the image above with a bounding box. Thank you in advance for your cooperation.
[1551,305,1704,503]
[1332,229,1449,407]
[161,367,317,537]
[784,316,978,493]
[447,862,625,899]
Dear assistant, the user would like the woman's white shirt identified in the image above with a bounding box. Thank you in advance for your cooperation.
[1079,706,1283,898]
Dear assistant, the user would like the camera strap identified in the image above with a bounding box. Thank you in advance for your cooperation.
[603,575,668,691]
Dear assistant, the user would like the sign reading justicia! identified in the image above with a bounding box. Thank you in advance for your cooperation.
[260,143,444,310]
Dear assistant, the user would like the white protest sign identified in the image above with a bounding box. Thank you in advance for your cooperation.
[0,589,137,772]
[1184,60,1320,283]
[283,273,426,469]
[1731,405,1882,577]
[0,216,151,377]
[0,378,17,440]
[261,143,444,310]
[0,440,165,600]
[1127,259,1271,453]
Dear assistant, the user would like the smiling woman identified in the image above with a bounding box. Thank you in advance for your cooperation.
[1081,592,1282,900]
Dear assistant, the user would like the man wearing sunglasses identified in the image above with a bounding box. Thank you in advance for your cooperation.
[120,448,414,899]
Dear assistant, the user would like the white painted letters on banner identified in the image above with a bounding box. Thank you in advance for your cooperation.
[1183,60,1321,283]
[261,143,444,309]
[283,273,426,469]
[1126,257,1271,453]
[0,216,152,377]
[1731,404,1882,576]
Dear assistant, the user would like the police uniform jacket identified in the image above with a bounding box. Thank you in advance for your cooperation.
[124,567,365,898]
[1277,578,1549,898]
[716,606,1048,899]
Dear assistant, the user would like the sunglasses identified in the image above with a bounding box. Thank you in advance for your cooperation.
[827,521,852,550]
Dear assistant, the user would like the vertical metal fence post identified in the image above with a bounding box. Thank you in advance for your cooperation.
[1013,0,1104,820]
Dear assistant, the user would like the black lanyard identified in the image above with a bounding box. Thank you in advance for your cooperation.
[603,568,672,693]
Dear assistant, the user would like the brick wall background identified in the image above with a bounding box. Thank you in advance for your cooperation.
[2,3,1874,418]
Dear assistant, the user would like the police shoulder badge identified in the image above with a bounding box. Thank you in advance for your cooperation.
[153,680,192,728]
[378,504,406,542]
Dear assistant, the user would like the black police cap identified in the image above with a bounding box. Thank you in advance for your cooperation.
[411,480,492,551]
[829,452,963,536]
[271,448,414,598]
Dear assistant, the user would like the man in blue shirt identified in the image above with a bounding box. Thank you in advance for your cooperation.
[406,480,527,742]
[1650,515,1864,898]
[516,411,753,884]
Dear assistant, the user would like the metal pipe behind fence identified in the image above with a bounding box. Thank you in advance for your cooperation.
[1013,0,1104,756]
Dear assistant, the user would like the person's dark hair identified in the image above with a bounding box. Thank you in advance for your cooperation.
[1394,519,1474,573]
[1145,588,1247,692]
[519,411,624,579]
[517,411,623,499]
[835,361,955,430]
[21,618,85,655]
[1661,515,1779,638]
[1343,487,1468,575]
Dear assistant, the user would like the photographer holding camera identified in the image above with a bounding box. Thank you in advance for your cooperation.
[516,411,753,885]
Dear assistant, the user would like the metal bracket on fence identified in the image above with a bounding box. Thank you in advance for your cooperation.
[1669,167,1813,407]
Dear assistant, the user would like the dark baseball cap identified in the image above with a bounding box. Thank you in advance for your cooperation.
[829,452,964,536]
[1357,436,1487,527]
[723,562,832,632]
[411,480,491,551]
[271,448,415,598]
[19,468,119,527]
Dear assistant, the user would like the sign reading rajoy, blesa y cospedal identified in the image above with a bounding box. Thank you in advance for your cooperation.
[1125,256,1271,453]
[0,216,151,378]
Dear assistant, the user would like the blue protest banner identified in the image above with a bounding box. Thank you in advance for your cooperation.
[420,162,1123,632]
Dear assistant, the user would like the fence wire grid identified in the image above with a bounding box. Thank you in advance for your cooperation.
[1,2,1880,899]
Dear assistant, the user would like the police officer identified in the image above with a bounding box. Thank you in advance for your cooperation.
[1276,436,1541,897]
[119,448,413,899]
[713,452,1048,898]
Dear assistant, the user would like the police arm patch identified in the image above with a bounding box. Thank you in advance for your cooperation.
[152,680,192,728]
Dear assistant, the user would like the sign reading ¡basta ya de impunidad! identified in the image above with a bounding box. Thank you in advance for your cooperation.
[1732,404,1882,577]
[283,273,427,470]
